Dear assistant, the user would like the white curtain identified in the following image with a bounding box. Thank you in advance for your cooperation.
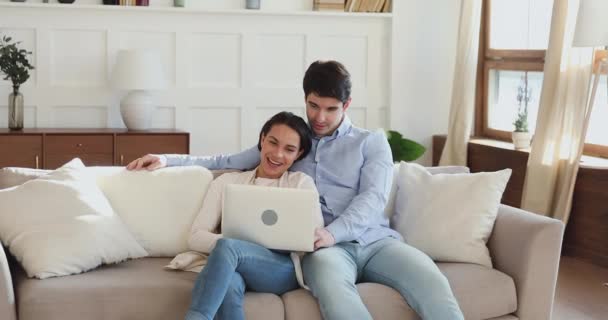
[439,0,483,166]
[521,0,594,223]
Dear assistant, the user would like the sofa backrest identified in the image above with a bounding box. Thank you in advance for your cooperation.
[0,166,214,257]
[0,164,470,220]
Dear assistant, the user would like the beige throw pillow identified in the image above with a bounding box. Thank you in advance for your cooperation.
[392,162,511,267]
[96,166,214,256]
[0,159,147,279]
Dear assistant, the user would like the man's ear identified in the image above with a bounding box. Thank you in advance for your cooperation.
[342,97,352,112]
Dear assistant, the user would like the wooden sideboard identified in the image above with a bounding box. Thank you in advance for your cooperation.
[0,129,189,169]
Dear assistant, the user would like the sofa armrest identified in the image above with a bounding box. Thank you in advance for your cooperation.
[488,205,564,320]
[0,246,16,320]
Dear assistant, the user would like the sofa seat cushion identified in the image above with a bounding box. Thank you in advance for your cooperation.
[439,262,517,320]
[282,263,517,320]
[14,258,284,320]
[283,282,418,320]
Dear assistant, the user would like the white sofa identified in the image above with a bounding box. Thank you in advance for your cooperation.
[0,165,564,320]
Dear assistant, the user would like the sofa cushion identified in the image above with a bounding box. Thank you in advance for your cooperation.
[13,258,284,320]
[439,262,517,320]
[0,159,147,279]
[393,162,511,267]
[96,166,214,257]
[0,166,215,257]
[283,282,418,320]
[282,262,516,320]
[0,167,49,190]
[384,163,470,218]
[0,167,233,190]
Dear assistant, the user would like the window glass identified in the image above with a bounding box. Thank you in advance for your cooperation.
[489,0,554,50]
[487,70,543,133]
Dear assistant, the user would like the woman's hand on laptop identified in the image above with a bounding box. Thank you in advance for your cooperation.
[314,227,336,250]
[126,154,167,171]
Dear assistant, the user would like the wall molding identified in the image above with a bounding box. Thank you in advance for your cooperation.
[0,3,391,155]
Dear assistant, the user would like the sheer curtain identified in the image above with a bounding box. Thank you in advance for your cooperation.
[439,0,483,166]
[521,0,594,222]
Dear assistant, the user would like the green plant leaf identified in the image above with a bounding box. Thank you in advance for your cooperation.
[386,130,426,162]
[0,34,35,87]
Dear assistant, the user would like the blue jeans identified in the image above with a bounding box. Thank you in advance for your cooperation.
[185,238,299,320]
[302,238,464,320]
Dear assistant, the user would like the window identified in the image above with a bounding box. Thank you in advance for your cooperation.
[586,76,608,157]
[478,0,608,158]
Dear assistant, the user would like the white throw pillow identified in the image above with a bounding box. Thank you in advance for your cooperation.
[384,162,471,218]
[96,166,213,257]
[392,162,511,268]
[0,167,50,190]
[0,159,147,279]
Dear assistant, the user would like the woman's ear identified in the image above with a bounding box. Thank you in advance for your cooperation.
[297,149,304,159]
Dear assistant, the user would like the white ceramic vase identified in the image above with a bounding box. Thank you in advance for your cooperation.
[120,90,153,130]
[512,131,532,150]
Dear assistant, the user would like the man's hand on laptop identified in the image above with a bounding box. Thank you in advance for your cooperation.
[126,154,167,171]
[314,227,336,250]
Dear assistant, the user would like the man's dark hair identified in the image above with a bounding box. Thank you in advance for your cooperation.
[303,60,352,104]
[258,111,312,161]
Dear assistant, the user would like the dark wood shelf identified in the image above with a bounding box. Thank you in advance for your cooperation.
[0,128,189,169]
[0,128,188,134]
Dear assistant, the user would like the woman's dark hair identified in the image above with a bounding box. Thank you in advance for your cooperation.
[258,111,312,161]
[303,60,351,104]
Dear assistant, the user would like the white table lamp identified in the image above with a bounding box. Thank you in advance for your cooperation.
[573,0,608,150]
[112,49,167,130]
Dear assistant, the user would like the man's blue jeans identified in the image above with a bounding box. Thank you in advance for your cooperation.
[185,238,299,320]
[302,238,464,320]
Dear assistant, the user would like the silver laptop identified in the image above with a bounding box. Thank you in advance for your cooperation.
[222,184,317,252]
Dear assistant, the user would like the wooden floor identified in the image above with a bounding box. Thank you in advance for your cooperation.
[552,256,608,320]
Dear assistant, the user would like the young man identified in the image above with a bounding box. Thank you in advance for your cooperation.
[128,61,464,320]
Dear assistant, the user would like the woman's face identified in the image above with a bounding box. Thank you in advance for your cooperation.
[258,124,303,179]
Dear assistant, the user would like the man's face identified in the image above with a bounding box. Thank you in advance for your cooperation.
[305,93,351,137]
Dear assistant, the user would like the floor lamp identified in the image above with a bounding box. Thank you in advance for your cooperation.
[573,0,608,157]
[573,0,607,288]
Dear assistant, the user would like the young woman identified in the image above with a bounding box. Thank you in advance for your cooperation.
[162,112,323,320]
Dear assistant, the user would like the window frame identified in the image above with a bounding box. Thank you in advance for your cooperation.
[477,0,608,158]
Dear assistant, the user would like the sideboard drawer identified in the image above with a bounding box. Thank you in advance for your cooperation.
[0,135,43,168]
[115,134,189,165]
[45,154,114,169]
[0,129,189,169]
[45,135,113,155]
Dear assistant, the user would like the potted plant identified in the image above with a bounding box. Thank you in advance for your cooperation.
[0,35,34,130]
[512,73,532,150]
[386,130,426,162]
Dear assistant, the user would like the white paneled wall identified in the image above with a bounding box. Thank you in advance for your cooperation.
[0,3,392,156]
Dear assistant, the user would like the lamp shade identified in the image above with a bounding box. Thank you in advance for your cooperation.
[111,49,167,90]
[573,0,608,47]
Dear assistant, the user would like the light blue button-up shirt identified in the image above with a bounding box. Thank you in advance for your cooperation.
[165,116,402,246]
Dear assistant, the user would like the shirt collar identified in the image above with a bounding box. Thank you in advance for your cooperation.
[335,114,352,138]
[313,114,352,140]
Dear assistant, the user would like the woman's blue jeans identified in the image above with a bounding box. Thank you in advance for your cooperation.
[185,238,299,320]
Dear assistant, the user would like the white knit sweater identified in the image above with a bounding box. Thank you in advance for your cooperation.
[165,168,323,289]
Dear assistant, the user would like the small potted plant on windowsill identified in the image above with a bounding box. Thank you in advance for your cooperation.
[512,107,531,150]
[512,73,532,150]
